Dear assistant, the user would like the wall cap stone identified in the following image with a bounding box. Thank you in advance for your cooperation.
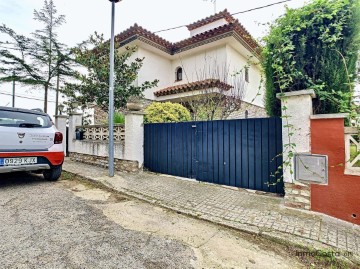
[310,113,348,120]
[54,115,68,119]
[69,112,83,116]
[70,140,124,144]
[276,89,316,99]
[345,127,358,134]
[125,110,146,115]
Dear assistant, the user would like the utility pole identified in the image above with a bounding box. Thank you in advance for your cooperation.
[12,71,15,108]
[55,72,60,116]
[108,0,120,177]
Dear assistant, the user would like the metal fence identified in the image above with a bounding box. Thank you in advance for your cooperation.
[144,118,284,194]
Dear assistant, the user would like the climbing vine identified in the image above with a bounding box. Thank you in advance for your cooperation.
[262,0,360,185]
[263,0,360,118]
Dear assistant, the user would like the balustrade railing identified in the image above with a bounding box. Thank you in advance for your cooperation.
[345,127,360,175]
[77,124,125,142]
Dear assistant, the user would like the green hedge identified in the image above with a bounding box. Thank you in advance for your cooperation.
[144,102,191,123]
[263,0,360,116]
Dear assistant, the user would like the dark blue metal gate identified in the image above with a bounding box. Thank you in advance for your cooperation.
[144,118,284,194]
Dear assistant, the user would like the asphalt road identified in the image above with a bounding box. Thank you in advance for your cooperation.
[0,172,195,269]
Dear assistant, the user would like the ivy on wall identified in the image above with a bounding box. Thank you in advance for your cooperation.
[263,0,360,116]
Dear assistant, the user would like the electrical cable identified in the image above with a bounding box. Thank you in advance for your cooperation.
[154,0,293,33]
[0,91,56,103]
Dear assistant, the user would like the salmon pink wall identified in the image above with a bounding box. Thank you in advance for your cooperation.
[311,118,360,225]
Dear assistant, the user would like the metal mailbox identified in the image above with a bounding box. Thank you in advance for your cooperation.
[294,154,328,184]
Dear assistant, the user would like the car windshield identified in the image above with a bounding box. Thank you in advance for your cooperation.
[0,110,52,128]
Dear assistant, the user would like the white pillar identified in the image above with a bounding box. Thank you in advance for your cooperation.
[54,115,68,154]
[276,89,316,183]
[68,113,83,153]
[124,111,145,168]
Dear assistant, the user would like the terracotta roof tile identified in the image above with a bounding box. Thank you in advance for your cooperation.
[186,9,235,30]
[173,20,259,54]
[115,23,173,52]
[154,79,233,97]
[114,12,260,56]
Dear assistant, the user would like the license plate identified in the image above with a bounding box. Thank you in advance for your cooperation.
[0,157,37,166]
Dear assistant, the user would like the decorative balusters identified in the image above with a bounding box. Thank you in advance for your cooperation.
[345,127,360,175]
[79,124,125,142]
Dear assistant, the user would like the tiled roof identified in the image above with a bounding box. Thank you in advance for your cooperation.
[174,21,259,54]
[115,23,173,53]
[186,9,235,30]
[114,10,260,56]
[154,79,233,97]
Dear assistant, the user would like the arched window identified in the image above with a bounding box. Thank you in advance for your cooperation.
[175,67,183,81]
[245,110,249,119]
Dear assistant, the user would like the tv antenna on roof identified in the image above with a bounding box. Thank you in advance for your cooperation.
[204,0,216,14]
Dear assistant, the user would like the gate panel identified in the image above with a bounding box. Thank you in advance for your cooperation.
[254,119,263,191]
[235,120,242,188]
[229,120,236,187]
[268,118,277,193]
[261,119,270,192]
[207,121,214,183]
[223,120,230,186]
[241,120,249,189]
[144,118,284,194]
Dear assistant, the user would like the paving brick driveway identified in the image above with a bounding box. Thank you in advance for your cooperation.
[64,159,360,260]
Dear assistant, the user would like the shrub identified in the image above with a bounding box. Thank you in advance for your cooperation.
[263,0,360,116]
[113,112,125,124]
[144,102,191,123]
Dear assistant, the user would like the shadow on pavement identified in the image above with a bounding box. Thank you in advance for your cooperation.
[0,172,46,187]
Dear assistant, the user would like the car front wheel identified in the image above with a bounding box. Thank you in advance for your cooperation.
[43,165,62,181]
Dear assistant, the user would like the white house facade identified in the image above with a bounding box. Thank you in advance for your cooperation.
[115,10,266,119]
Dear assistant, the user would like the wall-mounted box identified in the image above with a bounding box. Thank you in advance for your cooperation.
[294,154,328,184]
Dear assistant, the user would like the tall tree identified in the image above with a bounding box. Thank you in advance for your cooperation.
[0,0,72,113]
[63,32,158,113]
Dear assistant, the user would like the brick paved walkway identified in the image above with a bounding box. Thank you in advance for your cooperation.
[63,159,360,259]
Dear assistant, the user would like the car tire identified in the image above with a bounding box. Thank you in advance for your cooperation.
[43,165,62,181]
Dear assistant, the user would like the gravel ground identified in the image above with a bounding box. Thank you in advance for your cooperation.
[0,172,195,269]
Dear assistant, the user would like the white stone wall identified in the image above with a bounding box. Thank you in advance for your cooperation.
[137,47,172,100]
[54,115,67,153]
[277,90,315,183]
[227,102,267,119]
[68,113,82,153]
[226,45,264,107]
[171,45,228,83]
[68,111,144,169]
[124,112,144,167]
[70,140,124,159]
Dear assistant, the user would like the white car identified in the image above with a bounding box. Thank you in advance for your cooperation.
[0,106,64,181]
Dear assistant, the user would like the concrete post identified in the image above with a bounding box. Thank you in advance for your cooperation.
[276,89,316,210]
[54,115,68,154]
[68,113,83,153]
[124,111,145,168]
